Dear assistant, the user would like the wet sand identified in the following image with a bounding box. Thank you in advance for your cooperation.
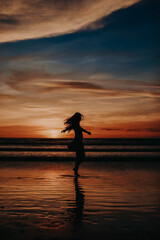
[0,161,160,240]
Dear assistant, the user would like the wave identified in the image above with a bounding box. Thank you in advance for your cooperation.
[0,138,159,161]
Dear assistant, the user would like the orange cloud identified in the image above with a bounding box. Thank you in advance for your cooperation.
[0,0,140,43]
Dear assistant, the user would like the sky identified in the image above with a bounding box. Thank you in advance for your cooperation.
[0,0,160,138]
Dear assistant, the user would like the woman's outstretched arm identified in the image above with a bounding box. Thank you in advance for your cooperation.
[81,127,91,135]
[61,126,72,133]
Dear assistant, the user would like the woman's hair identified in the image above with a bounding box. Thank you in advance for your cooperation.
[64,112,84,132]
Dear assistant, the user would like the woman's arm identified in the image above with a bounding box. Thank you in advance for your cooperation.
[81,127,91,135]
[61,126,72,133]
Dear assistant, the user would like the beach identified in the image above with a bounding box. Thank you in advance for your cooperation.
[0,159,160,240]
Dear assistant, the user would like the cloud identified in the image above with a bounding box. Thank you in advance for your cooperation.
[101,120,160,132]
[44,81,104,92]
[1,70,160,99]
[0,0,140,43]
[1,71,105,95]
[126,128,160,132]
[103,128,160,132]
[103,128,122,131]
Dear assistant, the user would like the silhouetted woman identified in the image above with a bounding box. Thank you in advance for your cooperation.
[61,112,91,175]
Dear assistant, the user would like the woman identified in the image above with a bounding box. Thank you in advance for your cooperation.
[61,112,91,175]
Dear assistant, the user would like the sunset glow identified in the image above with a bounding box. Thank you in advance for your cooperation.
[0,0,159,138]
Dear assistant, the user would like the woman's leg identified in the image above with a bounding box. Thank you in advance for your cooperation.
[74,149,85,174]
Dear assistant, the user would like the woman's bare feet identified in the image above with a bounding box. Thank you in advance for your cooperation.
[73,167,80,176]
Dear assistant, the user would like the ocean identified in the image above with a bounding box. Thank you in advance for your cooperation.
[0,138,160,161]
[0,138,160,240]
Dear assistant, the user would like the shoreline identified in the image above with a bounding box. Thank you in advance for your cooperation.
[0,148,159,152]
[0,155,160,162]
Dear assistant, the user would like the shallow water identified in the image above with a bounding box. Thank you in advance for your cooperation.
[0,138,159,161]
[0,161,160,240]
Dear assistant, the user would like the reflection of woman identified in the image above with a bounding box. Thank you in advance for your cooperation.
[65,175,85,225]
[74,175,84,223]
[61,112,91,175]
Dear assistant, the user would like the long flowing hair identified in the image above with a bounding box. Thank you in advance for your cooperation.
[64,112,84,132]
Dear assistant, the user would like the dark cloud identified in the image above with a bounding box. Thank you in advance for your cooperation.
[101,127,160,132]
[0,14,19,25]
[102,128,122,131]
[56,81,103,90]
[126,128,160,132]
